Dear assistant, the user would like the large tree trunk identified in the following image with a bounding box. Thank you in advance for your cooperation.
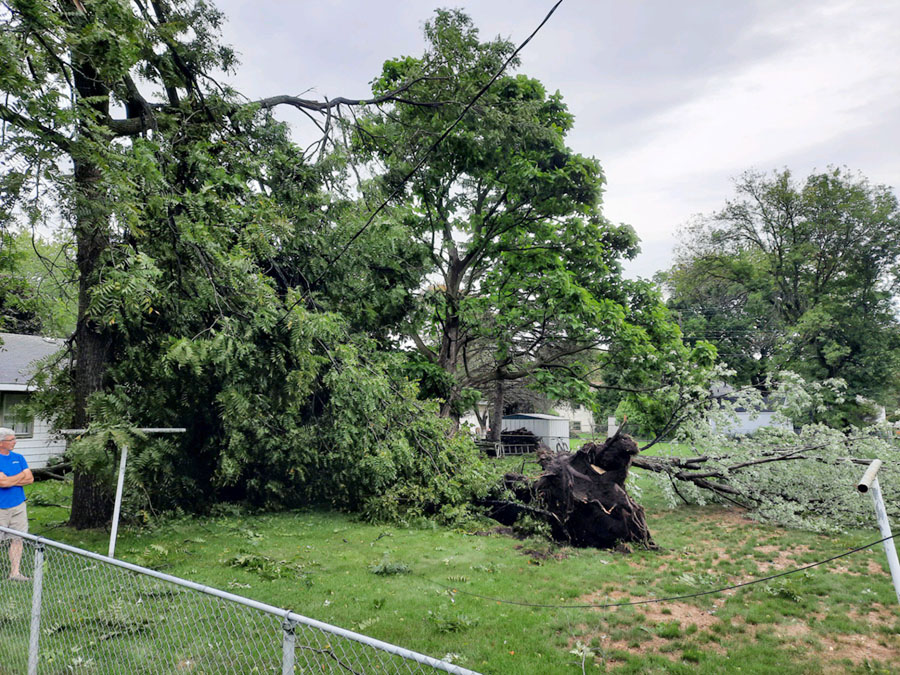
[482,431,655,549]
[488,379,504,442]
[68,59,115,529]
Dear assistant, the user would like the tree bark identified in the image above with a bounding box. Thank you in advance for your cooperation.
[488,379,504,442]
[67,57,115,529]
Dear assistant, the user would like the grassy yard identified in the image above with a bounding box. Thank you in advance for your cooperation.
[13,450,900,674]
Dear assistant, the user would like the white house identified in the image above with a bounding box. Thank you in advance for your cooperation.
[709,383,793,436]
[554,402,597,435]
[0,333,66,468]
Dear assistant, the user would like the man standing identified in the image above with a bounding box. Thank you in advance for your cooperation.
[0,427,33,581]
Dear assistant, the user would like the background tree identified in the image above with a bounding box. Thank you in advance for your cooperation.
[661,248,779,388]
[354,10,696,431]
[664,168,900,422]
[0,229,76,336]
[0,230,43,334]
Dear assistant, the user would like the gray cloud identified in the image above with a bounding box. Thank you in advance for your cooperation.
[213,0,900,278]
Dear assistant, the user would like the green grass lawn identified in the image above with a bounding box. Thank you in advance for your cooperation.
[12,450,900,674]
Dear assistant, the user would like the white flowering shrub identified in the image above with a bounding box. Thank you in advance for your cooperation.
[642,372,899,532]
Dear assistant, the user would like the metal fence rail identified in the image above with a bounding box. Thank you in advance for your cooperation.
[0,526,479,674]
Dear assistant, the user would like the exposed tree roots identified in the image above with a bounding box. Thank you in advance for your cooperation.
[481,430,656,550]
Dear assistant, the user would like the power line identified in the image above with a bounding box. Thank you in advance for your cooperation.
[275,0,565,326]
[423,534,895,610]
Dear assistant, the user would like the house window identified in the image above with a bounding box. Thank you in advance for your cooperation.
[571,421,582,432]
[1,393,33,438]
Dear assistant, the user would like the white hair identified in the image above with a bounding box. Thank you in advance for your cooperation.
[0,427,16,440]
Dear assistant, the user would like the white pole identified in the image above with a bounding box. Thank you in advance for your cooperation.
[108,444,128,558]
[59,428,185,559]
[857,459,900,605]
[869,477,900,605]
[607,416,618,438]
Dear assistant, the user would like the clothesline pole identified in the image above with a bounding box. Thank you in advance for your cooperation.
[59,427,186,558]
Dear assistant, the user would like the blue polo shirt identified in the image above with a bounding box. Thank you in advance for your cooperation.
[0,451,28,509]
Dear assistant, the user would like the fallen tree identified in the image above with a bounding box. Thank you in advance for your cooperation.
[32,463,72,482]
[633,429,899,530]
[481,430,656,549]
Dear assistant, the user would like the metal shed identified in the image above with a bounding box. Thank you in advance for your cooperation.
[502,413,570,451]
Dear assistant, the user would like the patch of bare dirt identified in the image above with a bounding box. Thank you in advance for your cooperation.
[756,544,812,571]
[847,604,900,627]
[692,507,758,530]
[514,545,568,561]
[639,601,720,631]
[569,592,726,663]
[773,621,811,639]
[819,632,900,666]
[576,590,720,631]
[829,564,861,576]
[868,559,887,575]
[751,615,899,668]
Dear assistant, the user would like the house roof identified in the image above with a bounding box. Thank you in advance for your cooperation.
[502,413,567,421]
[0,333,65,387]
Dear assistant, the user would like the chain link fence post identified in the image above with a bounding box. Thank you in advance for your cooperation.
[27,542,45,675]
[281,615,296,675]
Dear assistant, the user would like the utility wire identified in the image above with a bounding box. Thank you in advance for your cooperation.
[424,533,896,610]
[275,0,565,326]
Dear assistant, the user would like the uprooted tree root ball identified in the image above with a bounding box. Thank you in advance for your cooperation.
[480,431,656,550]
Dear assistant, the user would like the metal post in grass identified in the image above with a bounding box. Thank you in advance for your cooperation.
[59,427,186,558]
[108,442,129,558]
[27,543,44,675]
[857,459,900,604]
[281,616,296,675]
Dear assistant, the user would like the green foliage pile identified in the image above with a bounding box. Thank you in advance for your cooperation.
[54,319,490,521]
[649,373,900,532]
[0,0,491,522]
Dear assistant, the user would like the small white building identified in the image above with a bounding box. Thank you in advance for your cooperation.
[461,401,597,437]
[502,413,570,450]
[554,402,596,434]
[0,333,66,468]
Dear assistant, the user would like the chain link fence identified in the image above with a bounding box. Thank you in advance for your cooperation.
[0,526,479,674]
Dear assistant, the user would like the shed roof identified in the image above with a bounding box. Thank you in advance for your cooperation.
[0,333,65,387]
[502,413,567,421]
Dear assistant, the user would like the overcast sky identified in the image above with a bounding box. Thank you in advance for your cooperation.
[214,0,900,279]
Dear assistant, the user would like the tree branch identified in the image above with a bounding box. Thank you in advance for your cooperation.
[0,104,70,152]
[253,76,448,113]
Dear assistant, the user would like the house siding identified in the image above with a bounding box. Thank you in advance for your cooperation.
[10,414,66,469]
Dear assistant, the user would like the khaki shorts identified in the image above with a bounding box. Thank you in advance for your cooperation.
[0,503,28,537]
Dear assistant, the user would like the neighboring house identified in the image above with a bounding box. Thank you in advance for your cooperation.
[554,402,597,435]
[0,333,66,468]
[710,383,793,436]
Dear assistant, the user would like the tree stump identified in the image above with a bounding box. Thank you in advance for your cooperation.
[483,430,656,549]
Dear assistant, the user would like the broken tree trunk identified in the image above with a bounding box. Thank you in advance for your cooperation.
[482,430,656,549]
